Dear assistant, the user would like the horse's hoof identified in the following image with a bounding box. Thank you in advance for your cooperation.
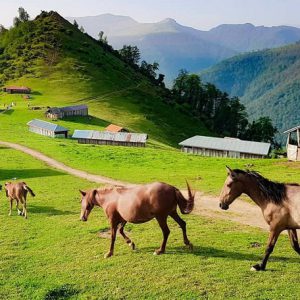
[129,242,135,250]
[104,252,113,258]
[250,264,264,271]
[187,243,193,251]
[153,250,164,255]
[17,210,22,216]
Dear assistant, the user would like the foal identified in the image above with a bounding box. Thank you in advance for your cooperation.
[219,166,300,271]
[79,182,195,258]
[5,182,35,219]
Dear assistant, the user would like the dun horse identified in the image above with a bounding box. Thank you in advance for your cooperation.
[5,182,35,219]
[79,182,195,258]
[219,166,300,271]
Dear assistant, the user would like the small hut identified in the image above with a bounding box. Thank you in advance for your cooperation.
[284,125,300,161]
[27,119,69,138]
[105,124,128,133]
[46,105,88,119]
[72,130,147,147]
[179,136,270,159]
[3,86,31,94]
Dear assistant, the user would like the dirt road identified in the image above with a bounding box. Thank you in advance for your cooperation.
[0,140,268,231]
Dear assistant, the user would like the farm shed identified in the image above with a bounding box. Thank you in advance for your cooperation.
[105,124,128,133]
[179,136,270,159]
[27,119,69,138]
[46,105,88,119]
[284,125,300,161]
[72,130,148,147]
[3,86,31,94]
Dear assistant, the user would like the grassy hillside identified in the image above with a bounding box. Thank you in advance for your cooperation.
[1,146,300,299]
[201,42,300,136]
[0,11,209,148]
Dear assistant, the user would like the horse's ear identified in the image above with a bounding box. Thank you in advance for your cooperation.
[79,190,86,196]
[226,166,232,175]
[226,166,238,179]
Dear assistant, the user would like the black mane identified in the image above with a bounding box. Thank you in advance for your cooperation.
[233,169,297,204]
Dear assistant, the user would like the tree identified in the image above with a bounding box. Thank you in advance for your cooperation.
[140,60,159,78]
[18,7,30,22]
[98,31,108,44]
[73,20,79,29]
[79,26,85,33]
[0,24,7,35]
[13,17,21,27]
[118,45,140,65]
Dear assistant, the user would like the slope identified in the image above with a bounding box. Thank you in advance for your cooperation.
[0,11,210,148]
[201,42,300,136]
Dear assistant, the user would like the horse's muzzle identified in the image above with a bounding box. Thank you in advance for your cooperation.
[219,202,229,210]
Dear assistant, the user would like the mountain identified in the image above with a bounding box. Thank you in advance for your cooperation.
[67,14,300,84]
[201,42,300,137]
[0,11,210,147]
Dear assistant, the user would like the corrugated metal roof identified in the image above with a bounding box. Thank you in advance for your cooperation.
[72,130,148,143]
[283,125,300,134]
[27,119,69,132]
[5,86,31,91]
[179,136,270,156]
[105,124,125,132]
[60,105,88,112]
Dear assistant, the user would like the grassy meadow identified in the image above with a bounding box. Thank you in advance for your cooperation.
[1,146,300,299]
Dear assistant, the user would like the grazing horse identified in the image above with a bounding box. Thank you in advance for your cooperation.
[4,182,35,219]
[219,166,300,271]
[79,182,195,258]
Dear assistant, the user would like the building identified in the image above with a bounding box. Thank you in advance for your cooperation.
[3,86,31,94]
[105,124,128,133]
[72,130,148,147]
[46,104,88,119]
[27,119,69,138]
[179,136,270,159]
[284,125,300,161]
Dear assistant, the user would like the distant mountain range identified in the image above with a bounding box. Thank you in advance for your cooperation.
[201,42,300,138]
[67,14,300,84]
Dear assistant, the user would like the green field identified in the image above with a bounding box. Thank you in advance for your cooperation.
[1,146,300,300]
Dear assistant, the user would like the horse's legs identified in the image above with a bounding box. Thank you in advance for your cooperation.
[119,222,135,250]
[169,211,193,250]
[154,216,170,255]
[251,229,281,271]
[288,229,300,255]
[16,199,22,216]
[8,198,13,216]
[104,221,118,258]
[20,197,27,219]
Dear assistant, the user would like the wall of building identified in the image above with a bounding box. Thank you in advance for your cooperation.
[181,146,264,159]
[77,138,145,147]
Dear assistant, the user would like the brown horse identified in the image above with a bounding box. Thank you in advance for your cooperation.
[5,182,35,219]
[219,166,300,271]
[79,182,195,258]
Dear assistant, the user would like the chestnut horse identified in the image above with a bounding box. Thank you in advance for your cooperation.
[219,166,300,271]
[79,181,195,258]
[5,182,35,219]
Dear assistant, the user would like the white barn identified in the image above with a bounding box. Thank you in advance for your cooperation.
[179,136,270,159]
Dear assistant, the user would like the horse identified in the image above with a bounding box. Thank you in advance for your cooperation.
[219,166,300,271]
[4,182,35,219]
[79,181,195,258]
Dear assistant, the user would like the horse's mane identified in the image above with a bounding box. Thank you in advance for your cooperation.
[97,185,127,193]
[233,169,298,204]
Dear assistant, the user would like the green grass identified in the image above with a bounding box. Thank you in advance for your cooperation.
[1,146,300,299]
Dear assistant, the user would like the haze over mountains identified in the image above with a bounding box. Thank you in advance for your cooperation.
[68,14,300,84]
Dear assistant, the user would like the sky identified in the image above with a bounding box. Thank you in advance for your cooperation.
[1,0,300,30]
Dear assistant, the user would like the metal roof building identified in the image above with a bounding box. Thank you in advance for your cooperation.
[284,125,300,161]
[46,104,88,119]
[27,119,69,138]
[105,124,128,133]
[72,130,148,147]
[179,136,270,159]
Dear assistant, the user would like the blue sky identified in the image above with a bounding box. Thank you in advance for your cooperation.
[1,0,299,29]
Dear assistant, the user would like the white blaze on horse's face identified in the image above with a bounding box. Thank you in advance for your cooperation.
[79,190,94,221]
[219,167,243,210]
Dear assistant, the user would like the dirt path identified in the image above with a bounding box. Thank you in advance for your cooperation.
[0,140,268,231]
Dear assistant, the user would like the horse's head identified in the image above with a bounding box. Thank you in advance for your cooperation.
[219,166,244,210]
[79,189,96,221]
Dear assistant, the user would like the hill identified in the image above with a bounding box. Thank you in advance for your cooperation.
[0,11,210,147]
[201,42,300,137]
[68,14,300,84]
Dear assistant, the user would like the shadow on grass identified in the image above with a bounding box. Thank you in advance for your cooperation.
[2,109,14,115]
[29,205,76,216]
[138,245,300,264]
[0,169,66,181]
[44,284,79,300]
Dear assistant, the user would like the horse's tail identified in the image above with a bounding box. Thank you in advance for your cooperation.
[175,181,195,214]
[23,183,35,197]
